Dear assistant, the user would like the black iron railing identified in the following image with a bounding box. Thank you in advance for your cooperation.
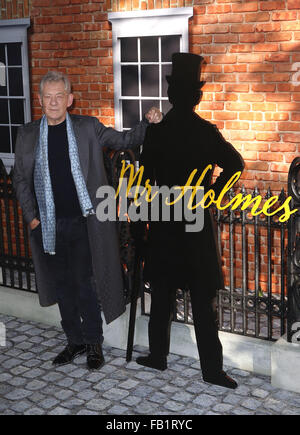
[0,156,297,342]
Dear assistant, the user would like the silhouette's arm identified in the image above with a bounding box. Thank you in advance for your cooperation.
[210,125,245,197]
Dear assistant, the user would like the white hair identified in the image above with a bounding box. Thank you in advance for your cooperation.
[39,71,71,95]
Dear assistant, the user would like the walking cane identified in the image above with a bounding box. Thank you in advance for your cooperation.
[126,243,142,362]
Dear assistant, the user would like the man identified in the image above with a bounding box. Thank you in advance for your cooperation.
[135,53,244,389]
[13,71,162,370]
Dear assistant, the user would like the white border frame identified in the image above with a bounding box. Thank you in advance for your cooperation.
[108,8,193,130]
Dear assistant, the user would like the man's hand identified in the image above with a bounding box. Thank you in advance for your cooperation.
[145,107,163,124]
[29,218,40,230]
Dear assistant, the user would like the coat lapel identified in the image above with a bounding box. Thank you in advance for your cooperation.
[71,115,89,182]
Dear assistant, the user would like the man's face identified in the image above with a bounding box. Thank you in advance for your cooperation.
[38,80,73,125]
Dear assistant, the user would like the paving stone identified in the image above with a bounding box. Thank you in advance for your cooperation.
[76,409,99,415]
[2,358,22,369]
[170,377,190,387]
[182,368,200,378]
[10,400,32,413]
[42,372,64,382]
[213,403,234,413]
[181,408,204,415]
[15,342,34,351]
[163,400,185,412]
[68,368,89,379]
[61,398,85,409]
[27,392,46,404]
[19,352,36,361]
[86,398,111,411]
[23,368,45,379]
[121,395,142,406]
[186,382,207,394]
[223,394,246,406]
[85,372,106,383]
[54,390,74,401]
[134,371,156,381]
[39,398,60,410]
[160,385,180,394]
[149,379,166,388]
[77,390,97,401]
[103,388,130,401]
[10,366,30,376]
[232,407,254,415]
[26,380,48,391]
[28,336,44,344]
[5,388,33,401]
[70,380,92,392]
[193,393,218,408]
[132,385,155,398]
[231,369,251,378]
[110,357,126,366]
[55,377,75,388]
[172,391,194,403]
[6,347,24,356]
[281,407,300,415]
[93,379,119,392]
[148,392,168,404]
[7,377,27,387]
[24,407,45,415]
[107,405,130,415]
[0,384,13,396]
[251,388,270,399]
[241,398,262,411]
[118,379,140,390]
[23,359,42,368]
[263,398,286,412]
[134,400,159,414]
[49,407,72,415]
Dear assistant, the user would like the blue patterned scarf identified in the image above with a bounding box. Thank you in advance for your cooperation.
[34,113,95,254]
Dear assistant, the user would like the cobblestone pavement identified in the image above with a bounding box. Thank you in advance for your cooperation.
[1,313,300,416]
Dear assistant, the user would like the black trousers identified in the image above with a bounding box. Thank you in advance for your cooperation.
[148,280,223,377]
[35,216,103,345]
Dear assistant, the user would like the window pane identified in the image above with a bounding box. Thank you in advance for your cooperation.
[121,38,138,63]
[0,66,7,96]
[122,100,139,129]
[7,43,22,66]
[161,64,172,97]
[141,65,159,97]
[162,100,172,115]
[11,126,18,152]
[0,99,9,124]
[121,65,138,96]
[10,99,24,124]
[140,37,158,62]
[8,67,23,96]
[0,126,10,152]
[0,44,5,64]
[142,100,160,117]
[161,36,180,62]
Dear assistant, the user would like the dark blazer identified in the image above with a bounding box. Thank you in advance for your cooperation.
[140,109,244,297]
[13,114,148,324]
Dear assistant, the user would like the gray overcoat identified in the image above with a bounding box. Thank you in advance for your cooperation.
[13,114,148,324]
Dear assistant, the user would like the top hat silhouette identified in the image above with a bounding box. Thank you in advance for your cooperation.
[166,52,205,89]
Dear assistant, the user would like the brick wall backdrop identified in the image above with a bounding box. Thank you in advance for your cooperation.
[1,0,300,295]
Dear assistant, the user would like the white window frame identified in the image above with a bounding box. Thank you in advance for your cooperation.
[0,18,31,170]
[108,7,193,131]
